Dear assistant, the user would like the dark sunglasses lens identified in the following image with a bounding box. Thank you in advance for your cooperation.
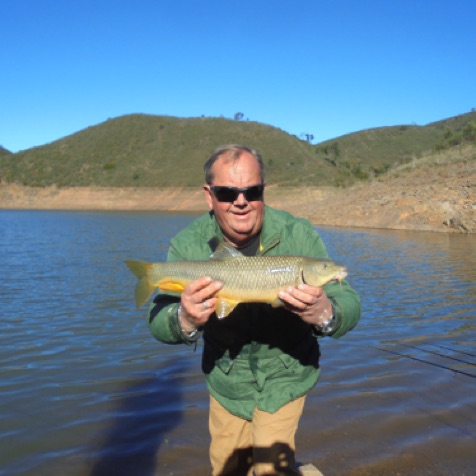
[244,185,264,201]
[213,187,238,202]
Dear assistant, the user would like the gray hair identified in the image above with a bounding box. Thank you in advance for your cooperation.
[204,144,266,185]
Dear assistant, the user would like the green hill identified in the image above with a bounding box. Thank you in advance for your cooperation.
[1,111,475,188]
[0,145,12,158]
[0,115,333,187]
[314,111,476,184]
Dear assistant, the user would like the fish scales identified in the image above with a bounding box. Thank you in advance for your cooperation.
[150,256,303,301]
[125,242,347,317]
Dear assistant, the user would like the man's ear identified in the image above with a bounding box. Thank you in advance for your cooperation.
[203,185,213,210]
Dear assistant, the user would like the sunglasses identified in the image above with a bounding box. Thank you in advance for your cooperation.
[209,183,265,202]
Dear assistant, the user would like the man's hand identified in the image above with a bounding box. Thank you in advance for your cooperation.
[179,276,223,332]
[278,284,333,326]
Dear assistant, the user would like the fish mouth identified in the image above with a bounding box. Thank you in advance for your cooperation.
[319,270,347,291]
[335,268,348,284]
[323,268,348,285]
[301,267,348,285]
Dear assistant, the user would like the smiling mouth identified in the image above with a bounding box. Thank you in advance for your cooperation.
[232,210,250,216]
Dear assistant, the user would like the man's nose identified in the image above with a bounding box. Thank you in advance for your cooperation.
[234,192,247,204]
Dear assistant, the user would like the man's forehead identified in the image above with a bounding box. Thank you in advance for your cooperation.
[218,149,246,163]
[214,151,257,168]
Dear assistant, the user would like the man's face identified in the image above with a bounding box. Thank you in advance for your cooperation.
[204,151,265,247]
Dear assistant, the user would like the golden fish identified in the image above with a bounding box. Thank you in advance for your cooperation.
[126,242,347,318]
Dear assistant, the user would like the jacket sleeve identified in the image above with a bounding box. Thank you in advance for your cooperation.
[294,218,361,339]
[322,279,361,338]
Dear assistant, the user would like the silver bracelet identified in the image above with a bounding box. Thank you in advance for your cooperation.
[177,304,198,338]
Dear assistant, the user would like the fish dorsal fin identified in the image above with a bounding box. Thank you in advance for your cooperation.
[210,242,245,261]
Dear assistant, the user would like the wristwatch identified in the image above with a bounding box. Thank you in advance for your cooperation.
[315,313,337,335]
[177,304,199,338]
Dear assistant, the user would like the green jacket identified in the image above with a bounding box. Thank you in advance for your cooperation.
[149,206,360,420]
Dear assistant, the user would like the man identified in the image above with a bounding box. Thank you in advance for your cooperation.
[149,145,361,475]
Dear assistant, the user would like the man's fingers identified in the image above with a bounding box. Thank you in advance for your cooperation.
[279,286,318,307]
[185,276,213,295]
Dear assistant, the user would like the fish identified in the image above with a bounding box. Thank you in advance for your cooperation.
[125,242,347,318]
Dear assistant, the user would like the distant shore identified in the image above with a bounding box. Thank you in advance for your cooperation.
[0,183,327,217]
[1,179,474,233]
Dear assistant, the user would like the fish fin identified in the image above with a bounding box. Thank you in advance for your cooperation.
[210,242,244,261]
[271,298,285,308]
[125,260,156,308]
[125,259,149,278]
[215,298,239,319]
[135,276,156,307]
[158,281,186,293]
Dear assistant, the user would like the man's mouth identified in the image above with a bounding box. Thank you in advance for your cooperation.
[232,209,250,216]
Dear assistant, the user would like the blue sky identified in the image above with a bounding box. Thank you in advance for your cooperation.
[1,0,475,152]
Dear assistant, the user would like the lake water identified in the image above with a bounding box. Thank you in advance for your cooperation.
[0,210,475,476]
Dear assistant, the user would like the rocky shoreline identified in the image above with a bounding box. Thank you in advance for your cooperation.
[1,170,474,234]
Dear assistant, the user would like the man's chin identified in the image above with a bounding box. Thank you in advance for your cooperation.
[227,227,255,242]
[231,225,254,236]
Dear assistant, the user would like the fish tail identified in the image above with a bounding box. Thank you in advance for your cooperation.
[125,260,156,307]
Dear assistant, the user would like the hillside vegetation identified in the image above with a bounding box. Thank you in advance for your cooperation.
[314,112,476,184]
[1,111,475,188]
[0,145,12,158]
[0,116,323,187]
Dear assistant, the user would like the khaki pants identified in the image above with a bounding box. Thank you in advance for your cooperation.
[209,395,305,476]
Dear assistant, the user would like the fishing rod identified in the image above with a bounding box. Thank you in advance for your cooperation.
[373,345,476,379]
[396,342,476,367]
[337,339,476,379]
[426,342,476,359]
